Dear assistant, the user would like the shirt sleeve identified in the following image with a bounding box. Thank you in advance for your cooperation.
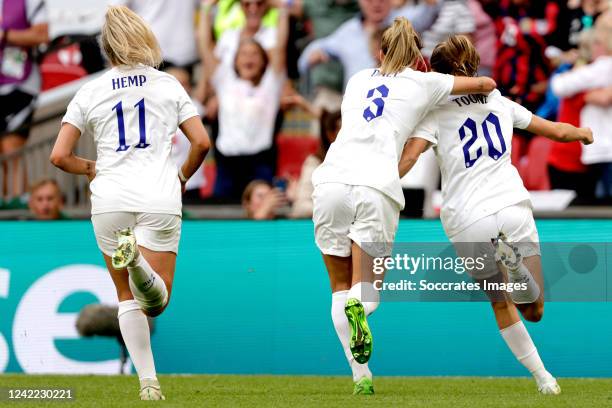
[261,67,286,99]
[453,2,476,34]
[505,98,533,129]
[177,85,199,125]
[411,110,439,147]
[211,65,234,93]
[550,62,603,98]
[425,72,455,107]
[62,90,87,133]
[297,21,349,75]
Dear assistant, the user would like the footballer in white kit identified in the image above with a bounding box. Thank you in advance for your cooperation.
[51,6,210,401]
[405,35,592,395]
[62,65,197,254]
[311,18,497,396]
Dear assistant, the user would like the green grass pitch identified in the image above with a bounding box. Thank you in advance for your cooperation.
[1,375,611,407]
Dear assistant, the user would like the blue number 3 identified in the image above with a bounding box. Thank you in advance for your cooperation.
[459,113,506,168]
[112,98,150,152]
[363,85,389,122]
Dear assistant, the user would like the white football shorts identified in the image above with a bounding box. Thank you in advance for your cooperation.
[449,200,540,279]
[91,212,182,257]
[313,183,400,258]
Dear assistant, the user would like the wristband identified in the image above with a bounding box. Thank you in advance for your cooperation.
[178,168,188,183]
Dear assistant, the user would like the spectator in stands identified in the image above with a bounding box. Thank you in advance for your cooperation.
[295,0,360,110]
[490,0,560,112]
[242,179,287,219]
[28,178,65,220]
[551,12,612,199]
[298,0,439,91]
[421,0,475,59]
[466,0,496,76]
[213,0,281,40]
[213,0,279,68]
[198,0,280,118]
[110,1,202,85]
[200,0,290,199]
[0,0,48,208]
[289,109,341,219]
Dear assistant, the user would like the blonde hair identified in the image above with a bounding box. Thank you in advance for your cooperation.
[379,17,422,75]
[100,6,162,68]
[430,35,480,77]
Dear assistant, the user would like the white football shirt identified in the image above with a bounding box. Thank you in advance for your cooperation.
[312,67,454,209]
[62,65,199,215]
[412,90,533,237]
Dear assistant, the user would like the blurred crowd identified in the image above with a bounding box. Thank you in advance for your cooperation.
[1,0,611,220]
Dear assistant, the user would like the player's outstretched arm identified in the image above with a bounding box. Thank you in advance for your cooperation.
[451,76,496,95]
[526,115,593,145]
[178,116,211,187]
[398,137,431,178]
[50,123,96,181]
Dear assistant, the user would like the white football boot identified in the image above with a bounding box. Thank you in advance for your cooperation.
[536,372,561,395]
[139,378,165,401]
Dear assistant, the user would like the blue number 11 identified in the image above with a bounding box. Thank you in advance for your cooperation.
[112,98,149,152]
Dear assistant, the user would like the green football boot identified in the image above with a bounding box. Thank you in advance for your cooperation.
[353,377,374,395]
[345,298,373,364]
[111,228,138,269]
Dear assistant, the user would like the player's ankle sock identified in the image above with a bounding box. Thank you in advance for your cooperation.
[500,320,550,382]
[332,290,372,381]
[118,300,157,382]
[347,282,380,316]
[127,255,167,313]
[506,262,540,304]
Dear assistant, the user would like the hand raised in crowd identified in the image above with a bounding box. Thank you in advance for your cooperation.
[253,188,288,220]
[308,49,330,67]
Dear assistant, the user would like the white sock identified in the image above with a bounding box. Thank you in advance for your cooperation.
[118,300,157,383]
[127,255,168,314]
[332,290,372,381]
[500,321,550,383]
[347,282,380,316]
[506,262,541,304]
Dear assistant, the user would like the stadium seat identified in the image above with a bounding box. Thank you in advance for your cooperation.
[518,136,552,191]
[40,44,88,91]
[276,134,320,178]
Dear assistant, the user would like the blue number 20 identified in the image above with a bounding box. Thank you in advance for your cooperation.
[112,98,150,152]
[363,85,389,122]
[458,112,506,168]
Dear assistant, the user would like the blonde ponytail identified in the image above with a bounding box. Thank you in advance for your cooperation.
[379,17,422,75]
[100,6,162,68]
